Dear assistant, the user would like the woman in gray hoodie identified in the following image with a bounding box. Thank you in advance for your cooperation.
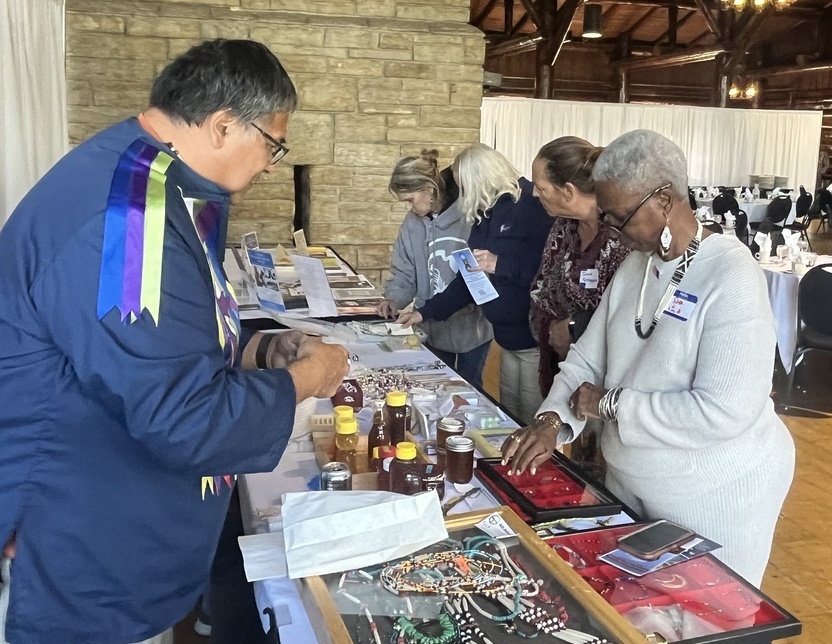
[379,150,493,387]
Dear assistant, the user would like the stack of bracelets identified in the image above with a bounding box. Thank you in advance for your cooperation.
[378,536,610,644]
[597,388,622,422]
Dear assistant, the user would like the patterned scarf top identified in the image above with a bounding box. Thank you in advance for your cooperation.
[530,217,629,322]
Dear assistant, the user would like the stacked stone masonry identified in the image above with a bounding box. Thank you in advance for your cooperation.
[65,0,485,286]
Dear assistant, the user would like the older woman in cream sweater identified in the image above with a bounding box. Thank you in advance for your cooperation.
[503,129,794,587]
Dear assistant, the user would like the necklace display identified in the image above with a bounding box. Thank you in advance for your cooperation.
[380,537,609,644]
[635,221,703,339]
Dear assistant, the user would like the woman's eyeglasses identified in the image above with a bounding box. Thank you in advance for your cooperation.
[601,183,671,231]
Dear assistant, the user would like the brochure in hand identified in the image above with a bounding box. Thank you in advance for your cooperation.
[599,534,722,577]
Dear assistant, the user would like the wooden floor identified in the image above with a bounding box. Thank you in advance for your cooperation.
[175,226,832,643]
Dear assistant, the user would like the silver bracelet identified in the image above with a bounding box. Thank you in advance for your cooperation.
[598,387,622,421]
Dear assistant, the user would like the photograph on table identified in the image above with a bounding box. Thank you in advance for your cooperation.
[301,507,647,644]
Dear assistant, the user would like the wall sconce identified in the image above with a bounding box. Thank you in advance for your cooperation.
[729,79,759,100]
[582,4,603,39]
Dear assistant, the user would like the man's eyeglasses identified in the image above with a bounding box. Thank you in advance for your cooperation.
[250,122,289,165]
[602,183,671,231]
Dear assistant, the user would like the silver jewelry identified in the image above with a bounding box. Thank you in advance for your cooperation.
[660,224,673,255]
[597,387,622,421]
[635,221,703,340]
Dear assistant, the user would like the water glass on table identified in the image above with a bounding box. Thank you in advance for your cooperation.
[775,245,790,264]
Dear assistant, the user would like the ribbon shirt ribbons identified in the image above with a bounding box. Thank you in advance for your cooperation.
[187,198,242,500]
[97,140,174,325]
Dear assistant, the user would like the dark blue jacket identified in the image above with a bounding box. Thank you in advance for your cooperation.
[0,119,296,643]
[418,178,552,351]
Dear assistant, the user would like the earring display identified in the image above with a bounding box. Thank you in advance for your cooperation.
[303,508,649,644]
[475,456,622,522]
[544,525,801,643]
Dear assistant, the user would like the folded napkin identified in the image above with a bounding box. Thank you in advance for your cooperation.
[695,207,711,220]
[744,188,754,202]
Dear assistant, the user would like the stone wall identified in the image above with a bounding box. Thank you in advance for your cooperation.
[65,0,485,285]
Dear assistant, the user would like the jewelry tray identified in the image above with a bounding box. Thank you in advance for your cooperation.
[476,455,622,522]
[299,507,650,644]
[544,524,801,643]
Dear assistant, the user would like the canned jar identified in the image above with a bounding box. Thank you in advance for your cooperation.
[436,417,464,451]
[444,436,474,484]
[320,462,353,491]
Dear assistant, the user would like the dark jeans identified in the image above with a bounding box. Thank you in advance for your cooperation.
[426,340,491,389]
[209,493,270,644]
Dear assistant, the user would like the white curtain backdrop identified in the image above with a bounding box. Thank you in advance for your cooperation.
[1,0,67,228]
[481,97,823,193]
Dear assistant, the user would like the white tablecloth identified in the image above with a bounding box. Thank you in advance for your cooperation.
[696,198,796,225]
[761,256,832,372]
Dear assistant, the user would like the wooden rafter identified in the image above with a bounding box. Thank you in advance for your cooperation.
[473,0,501,27]
[688,25,712,46]
[653,8,696,45]
[624,7,659,36]
[692,0,721,39]
[505,0,514,33]
[519,0,545,28]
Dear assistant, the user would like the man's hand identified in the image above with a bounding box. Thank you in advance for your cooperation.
[548,318,572,357]
[287,339,350,401]
[241,330,314,370]
[472,249,497,274]
[568,382,606,421]
[377,299,399,319]
[396,311,423,328]
[500,416,559,476]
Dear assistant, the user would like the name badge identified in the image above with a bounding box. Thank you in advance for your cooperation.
[663,289,698,321]
[579,268,599,289]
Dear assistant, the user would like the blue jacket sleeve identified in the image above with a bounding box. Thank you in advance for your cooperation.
[493,188,552,288]
[30,217,296,475]
[417,272,473,322]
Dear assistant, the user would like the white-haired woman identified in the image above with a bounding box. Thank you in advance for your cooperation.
[503,130,794,586]
[398,144,553,423]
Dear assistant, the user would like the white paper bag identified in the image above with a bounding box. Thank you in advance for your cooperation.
[282,491,448,579]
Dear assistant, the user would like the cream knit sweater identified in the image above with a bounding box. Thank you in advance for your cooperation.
[541,232,794,501]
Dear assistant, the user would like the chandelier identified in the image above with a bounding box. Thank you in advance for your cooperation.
[720,0,794,10]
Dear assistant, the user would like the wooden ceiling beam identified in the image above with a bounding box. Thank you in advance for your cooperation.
[724,7,771,73]
[473,0,501,27]
[688,26,713,46]
[614,44,727,68]
[505,0,514,33]
[519,0,545,28]
[746,61,832,79]
[693,0,721,39]
[624,7,659,36]
[653,8,696,45]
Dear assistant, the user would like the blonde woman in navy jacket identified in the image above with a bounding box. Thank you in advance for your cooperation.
[399,144,553,423]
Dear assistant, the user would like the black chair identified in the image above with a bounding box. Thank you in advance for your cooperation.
[809,189,832,233]
[751,196,792,236]
[712,193,739,219]
[712,194,748,244]
[734,209,750,246]
[787,263,832,392]
[701,220,723,234]
[785,186,814,250]
[688,188,698,211]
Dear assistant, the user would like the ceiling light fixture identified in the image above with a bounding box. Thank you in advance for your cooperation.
[721,0,794,12]
[582,4,603,39]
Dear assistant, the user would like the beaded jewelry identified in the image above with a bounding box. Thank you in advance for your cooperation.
[394,610,458,644]
[380,536,609,644]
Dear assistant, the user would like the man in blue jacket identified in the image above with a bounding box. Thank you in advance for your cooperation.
[0,39,348,644]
